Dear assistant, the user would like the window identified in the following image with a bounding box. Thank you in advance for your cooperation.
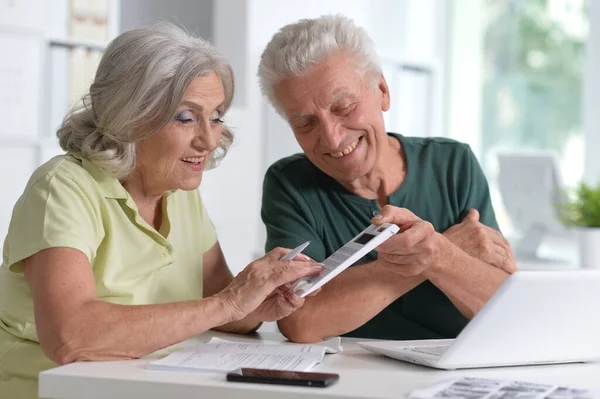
[449,0,589,234]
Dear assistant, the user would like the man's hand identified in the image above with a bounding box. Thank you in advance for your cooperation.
[443,209,516,274]
[371,205,448,277]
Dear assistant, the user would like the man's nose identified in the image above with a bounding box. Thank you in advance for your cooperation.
[318,118,343,150]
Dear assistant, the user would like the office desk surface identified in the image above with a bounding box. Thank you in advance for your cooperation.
[39,331,600,399]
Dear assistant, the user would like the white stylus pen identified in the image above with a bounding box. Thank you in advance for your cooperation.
[279,241,311,261]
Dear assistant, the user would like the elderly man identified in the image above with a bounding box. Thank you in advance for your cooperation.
[257,15,516,343]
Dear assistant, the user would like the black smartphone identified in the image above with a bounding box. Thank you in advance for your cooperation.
[226,368,339,387]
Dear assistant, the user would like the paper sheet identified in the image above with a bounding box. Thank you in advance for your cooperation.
[147,336,341,373]
[148,350,320,373]
[206,336,342,354]
[410,377,594,399]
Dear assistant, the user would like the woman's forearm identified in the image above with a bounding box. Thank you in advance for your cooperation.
[40,295,234,364]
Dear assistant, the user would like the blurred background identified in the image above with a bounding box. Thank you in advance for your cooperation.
[0,0,597,275]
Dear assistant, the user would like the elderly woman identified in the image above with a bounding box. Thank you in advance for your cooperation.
[0,23,322,398]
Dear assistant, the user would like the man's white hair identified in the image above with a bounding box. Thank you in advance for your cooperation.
[257,14,382,118]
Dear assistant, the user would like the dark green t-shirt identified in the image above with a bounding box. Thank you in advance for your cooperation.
[262,133,499,340]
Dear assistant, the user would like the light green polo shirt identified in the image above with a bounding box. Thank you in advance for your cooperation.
[0,153,217,399]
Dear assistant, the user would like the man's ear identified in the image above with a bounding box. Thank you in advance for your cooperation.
[378,74,391,112]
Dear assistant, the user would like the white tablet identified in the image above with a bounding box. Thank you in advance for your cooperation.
[291,223,400,297]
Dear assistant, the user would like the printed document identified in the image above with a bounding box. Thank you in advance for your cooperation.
[147,337,341,373]
[410,377,594,399]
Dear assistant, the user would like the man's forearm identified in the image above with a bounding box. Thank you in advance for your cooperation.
[277,261,424,342]
[213,314,263,335]
[424,236,509,319]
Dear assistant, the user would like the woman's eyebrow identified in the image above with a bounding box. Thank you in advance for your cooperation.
[180,100,225,112]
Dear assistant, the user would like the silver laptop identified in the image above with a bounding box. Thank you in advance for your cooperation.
[357,271,600,369]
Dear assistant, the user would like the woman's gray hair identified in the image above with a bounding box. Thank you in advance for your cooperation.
[57,22,235,181]
[257,14,381,118]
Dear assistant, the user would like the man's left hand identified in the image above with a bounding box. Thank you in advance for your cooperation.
[443,209,516,274]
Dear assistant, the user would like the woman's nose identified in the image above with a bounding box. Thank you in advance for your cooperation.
[193,120,219,151]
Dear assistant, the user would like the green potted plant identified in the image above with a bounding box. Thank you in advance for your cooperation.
[557,181,600,268]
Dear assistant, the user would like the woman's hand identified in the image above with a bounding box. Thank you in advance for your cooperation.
[215,248,323,323]
[248,283,303,322]
[247,283,322,322]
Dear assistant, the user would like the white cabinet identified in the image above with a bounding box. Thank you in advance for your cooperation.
[0,0,119,244]
[0,29,44,139]
[0,0,46,31]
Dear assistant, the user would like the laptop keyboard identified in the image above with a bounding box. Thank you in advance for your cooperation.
[400,345,450,357]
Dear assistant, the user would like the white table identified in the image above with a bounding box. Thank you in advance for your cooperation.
[39,331,600,399]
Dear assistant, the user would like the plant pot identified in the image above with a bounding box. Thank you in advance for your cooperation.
[577,228,600,269]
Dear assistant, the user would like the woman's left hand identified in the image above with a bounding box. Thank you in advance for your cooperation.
[248,284,321,322]
[247,250,320,322]
[249,283,303,322]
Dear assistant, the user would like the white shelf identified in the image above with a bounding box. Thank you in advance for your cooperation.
[48,38,108,52]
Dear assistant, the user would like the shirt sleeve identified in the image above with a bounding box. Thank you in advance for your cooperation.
[261,166,326,262]
[5,172,103,273]
[457,144,500,231]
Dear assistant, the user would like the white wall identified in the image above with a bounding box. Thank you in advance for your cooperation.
[119,0,213,39]
[0,0,47,32]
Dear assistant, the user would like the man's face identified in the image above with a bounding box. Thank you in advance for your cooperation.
[274,52,390,183]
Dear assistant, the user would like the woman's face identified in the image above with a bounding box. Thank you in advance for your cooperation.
[135,72,226,194]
